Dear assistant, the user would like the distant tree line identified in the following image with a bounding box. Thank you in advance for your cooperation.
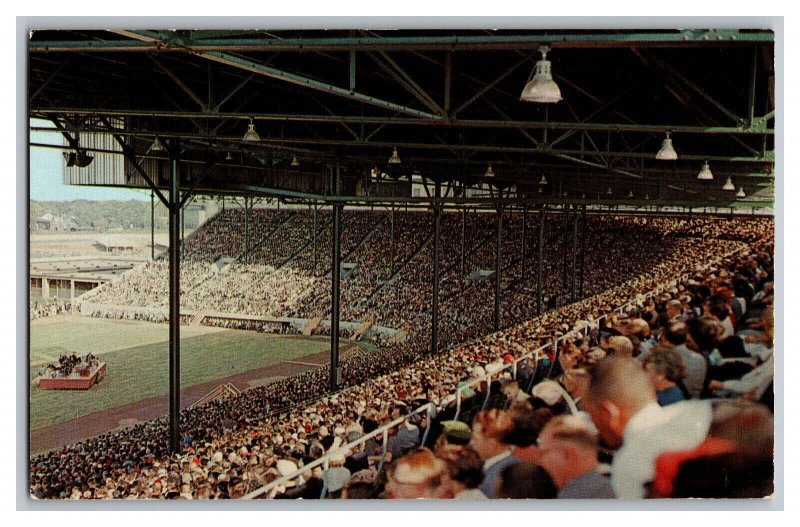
[30,200,169,231]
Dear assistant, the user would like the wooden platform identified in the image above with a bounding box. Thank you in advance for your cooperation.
[38,363,106,390]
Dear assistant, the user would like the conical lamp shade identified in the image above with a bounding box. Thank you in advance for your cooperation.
[656,134,678,160]
[539,175,548,185]
[225,152,233,161]
[607,187,613,196]
[736,187,746,198]
[627,191,634,198]
[485,163,495,177]
[388,147,401,164]
[697,162,714,180]
[243,122,260,142]
[291,156,300,167]
[151,137,165,152]
[520,55,562,103]
[722,177,735,191]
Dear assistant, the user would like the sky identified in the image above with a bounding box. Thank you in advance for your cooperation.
[29,119,150,202]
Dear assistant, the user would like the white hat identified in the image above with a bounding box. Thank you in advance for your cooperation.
[276,459,298,477]
[532,381,564,406]
[322,467,351,493]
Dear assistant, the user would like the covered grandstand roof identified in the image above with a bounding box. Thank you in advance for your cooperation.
[28,27,775,209]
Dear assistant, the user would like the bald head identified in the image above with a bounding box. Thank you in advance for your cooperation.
[584,356,656,449]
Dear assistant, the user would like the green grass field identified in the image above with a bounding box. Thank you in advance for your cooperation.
[29,316,363,431]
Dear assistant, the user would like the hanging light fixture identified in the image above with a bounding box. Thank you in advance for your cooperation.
[627,190,634,199]
[722,177,735,191]
[562,191,568,198]
[151,137,165,152]
[537,186,543,194]
[645,193,650,200]
[736,187,746,198]
[520,47,563,104]
[581,192,586,199]
[291,156,300,167]
[225,151,233,161]
[388,147,401,164]
[539,175,548,185]
[484,163,495,177]
[697,161,714,180]
[655,132,678,160]
[243,118,260,142]
[607,187,613,196]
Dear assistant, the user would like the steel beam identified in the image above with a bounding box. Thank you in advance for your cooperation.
[243,196,249,264]
[150,55,208,111]
[571,209,579,303]
[390,207,396,278]
[30,109,775,135]
[453,56,530,117]
[30,30,773,53]
[460,206,466,276]
[579,205,587,296]
[198,51,441,120]
[168,143,181,454]
[312,205,318,270]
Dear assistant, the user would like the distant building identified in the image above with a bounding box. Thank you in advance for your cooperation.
[35,213,79,231]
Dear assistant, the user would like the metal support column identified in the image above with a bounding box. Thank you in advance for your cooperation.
[390,206,396,277]
[312,204,318,270]
[494,204,503,331]
[537,205,545,314]
[168,144,181,454]
[571,209,578,303]
[461,206,466,276]
[330,202,342,390]
[151,190,155,260]
[431,204,441,355]
[561,205,570,294]
[181,198,186,261]
[243,197,249,264]
[579,205,588,297]
[521,206,527,282]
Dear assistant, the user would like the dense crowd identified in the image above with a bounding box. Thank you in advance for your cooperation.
[29,298,74,320]
[29,213,774,499]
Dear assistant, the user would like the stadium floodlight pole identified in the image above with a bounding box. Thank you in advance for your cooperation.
[168,140,182,454]
[537,204,545,315]
[494,201,503,332]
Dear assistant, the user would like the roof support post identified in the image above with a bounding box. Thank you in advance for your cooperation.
[521,205,527,282]
[571,207,579,303]
[579,205,587,296]
[330,169,342,391]
[168,140,182,454]
[537,205,545,315]
[494,201,503,332]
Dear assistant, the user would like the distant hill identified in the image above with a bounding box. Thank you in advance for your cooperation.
[30,199,170,232]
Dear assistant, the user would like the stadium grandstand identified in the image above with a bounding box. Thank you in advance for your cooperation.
[27,26,776,501]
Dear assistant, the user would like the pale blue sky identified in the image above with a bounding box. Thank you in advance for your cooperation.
[29,119,150,202]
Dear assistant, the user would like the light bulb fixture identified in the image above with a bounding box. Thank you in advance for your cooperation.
[607,187,613,196]
[243,118,260,142]
[697,161,714,180]
[537,186,543,194]
[655,132,678,160]
[562,191,568,198]
[484,163,495,177]
[291,156,300,167]
[736,187,746,198]
[645,193,650,200]
[151,137,165,152]
[388,147,401,165]
[627,190,634,199]
[722,177,735,191]
[581,192,586,199]
[520,47,563,104]
[539,175,548,185]
[225,151,233,161]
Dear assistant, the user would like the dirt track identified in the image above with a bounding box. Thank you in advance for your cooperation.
[29,347,342,455]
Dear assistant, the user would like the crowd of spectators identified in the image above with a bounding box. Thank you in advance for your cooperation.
[29,212,774,500]
[30,298,74,320]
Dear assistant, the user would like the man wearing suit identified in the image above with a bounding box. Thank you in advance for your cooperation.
[469,409,520,498]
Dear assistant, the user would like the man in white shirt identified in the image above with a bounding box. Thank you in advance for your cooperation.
[582,356,713,499]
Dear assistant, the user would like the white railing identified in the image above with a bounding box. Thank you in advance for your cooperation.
[242,244,748,500]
